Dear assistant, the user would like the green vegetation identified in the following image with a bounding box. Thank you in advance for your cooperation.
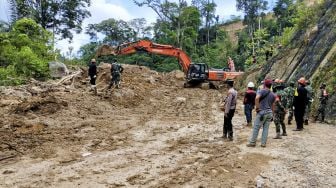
[0,18,53,85]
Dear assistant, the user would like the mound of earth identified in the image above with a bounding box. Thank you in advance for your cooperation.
[0,64,335,188]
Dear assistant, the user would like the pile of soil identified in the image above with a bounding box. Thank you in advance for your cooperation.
[0,64,335,187]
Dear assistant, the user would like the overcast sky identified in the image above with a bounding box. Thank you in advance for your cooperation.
[0,0,274,56]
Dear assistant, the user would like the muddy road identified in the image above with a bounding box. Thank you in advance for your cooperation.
[1,65,335,187]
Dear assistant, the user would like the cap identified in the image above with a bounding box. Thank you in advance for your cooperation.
[91,58,96,63]
[264,79,273,85]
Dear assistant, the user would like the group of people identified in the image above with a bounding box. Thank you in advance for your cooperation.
[88,58,124,94]
[221,77,329,147]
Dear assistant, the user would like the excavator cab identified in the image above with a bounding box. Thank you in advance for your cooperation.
[186,63,209,85]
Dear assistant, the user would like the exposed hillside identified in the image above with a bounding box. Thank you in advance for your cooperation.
[220,21,245,45]
[242,0,336,123]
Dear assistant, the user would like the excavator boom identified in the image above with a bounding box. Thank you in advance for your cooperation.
[96,40,191,74]
[96,40,244,86]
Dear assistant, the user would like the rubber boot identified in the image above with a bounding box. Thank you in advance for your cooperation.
[93,86,97,95]
[90,85,97,95]
[321,116,325,123]
[273,132,282,139]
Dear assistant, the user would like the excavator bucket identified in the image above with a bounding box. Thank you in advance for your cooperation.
[96,44,117,57]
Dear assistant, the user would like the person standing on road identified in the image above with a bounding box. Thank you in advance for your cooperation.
[314,83,329,123]
[222,80,237,141]
[244,82,256,127]
[88,58,97,94]
[293,77,307,131]
[304,80,314,125]
[284,81,295,125]
[247,79,276,147]
[108,59,124,89]
[273,80,287,139]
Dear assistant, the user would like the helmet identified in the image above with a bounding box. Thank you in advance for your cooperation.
[91,58,96,63]
[298,77,306,85]
[247,82,255,88]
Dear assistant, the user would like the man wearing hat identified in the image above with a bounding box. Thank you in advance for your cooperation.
[293,77,307,131]
[88,58,97,94]
[247,79,276,147]
[222,80,237,141]
[243,82,256,127]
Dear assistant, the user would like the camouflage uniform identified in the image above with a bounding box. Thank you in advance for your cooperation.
[274,88,287,137]
[314,87,328,122]
[108,62,124,89]
[284,85,295,124]
[304,85,314,124]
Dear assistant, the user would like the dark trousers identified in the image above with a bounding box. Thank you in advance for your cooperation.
[90,75,96,85]
[244,104,253,123]
[223,109,235,138]
[294,108,305,130]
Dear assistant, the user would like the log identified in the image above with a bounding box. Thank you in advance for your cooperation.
[56,70,82,85]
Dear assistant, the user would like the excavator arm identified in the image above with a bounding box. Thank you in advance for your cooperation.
[96,40,191,74]
[96,40,244,86]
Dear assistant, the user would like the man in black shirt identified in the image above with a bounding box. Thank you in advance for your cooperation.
[293,77,307,131]
[88,59,97,94]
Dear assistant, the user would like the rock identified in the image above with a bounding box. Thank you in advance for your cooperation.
[175,97,186,104]
[49,61,69,78]
[146,76,156,84]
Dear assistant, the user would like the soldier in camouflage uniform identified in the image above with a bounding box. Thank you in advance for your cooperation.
[284,81,295,125]
[273,80,287,139]
[304,80,314,125]
[314,83,328,123]
[108,59,124,89]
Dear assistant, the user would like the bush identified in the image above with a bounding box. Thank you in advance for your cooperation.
[0,18,53,85]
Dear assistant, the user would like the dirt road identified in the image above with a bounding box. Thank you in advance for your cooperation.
[1,65,335,187]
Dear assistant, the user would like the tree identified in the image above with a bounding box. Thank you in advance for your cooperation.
[191,0,217,45]
[273,0,296,34]
[86,18,136,46]
[0,18,53,84]
[128,18,152,40]
[0,21,11,32]
[8,0,91,41]
[179,6,201,53]
[236,0,268,36]
[202,0,216,45]
[78,42,99,64]
[134,0,177,22]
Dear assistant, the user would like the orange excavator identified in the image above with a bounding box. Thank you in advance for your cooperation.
[96,40,243,87]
